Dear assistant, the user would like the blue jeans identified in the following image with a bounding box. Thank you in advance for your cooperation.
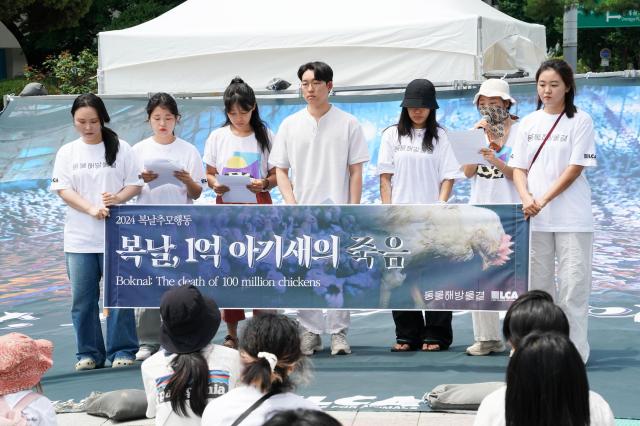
[65,252,138,366]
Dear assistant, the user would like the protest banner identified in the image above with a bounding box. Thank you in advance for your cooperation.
[105,204,528,310]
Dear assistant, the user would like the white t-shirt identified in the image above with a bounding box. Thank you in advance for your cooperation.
[376,126,462,204]
[474,386,615,426]
[469,124,520,204]
[134,137,206,205]
[203,126,273,180]
[201,385,319,426]
[1,391,57,426]
[269,106,370,204]
[141,344,242,426]
[509,109,597,232]
[50,139,143,253]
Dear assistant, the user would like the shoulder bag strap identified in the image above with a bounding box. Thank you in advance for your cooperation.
[528,112,564,170]
[230,390,280,426]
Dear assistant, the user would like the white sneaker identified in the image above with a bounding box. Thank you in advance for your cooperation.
[466,340,506,356]
[330,331,351,355]
[112,357,135,368]
[135,346,156,361]
[75,358,96,371]
[300,330,322,356]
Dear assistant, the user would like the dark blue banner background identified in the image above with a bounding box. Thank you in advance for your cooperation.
[105,204,528,310]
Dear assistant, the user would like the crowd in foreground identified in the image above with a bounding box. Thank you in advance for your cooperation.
[0,287,615,425]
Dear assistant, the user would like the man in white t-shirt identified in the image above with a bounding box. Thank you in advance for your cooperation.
[269,61,370,356]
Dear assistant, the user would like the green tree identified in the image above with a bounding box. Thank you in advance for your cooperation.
[1,0,184,68]
[498,0,640,69]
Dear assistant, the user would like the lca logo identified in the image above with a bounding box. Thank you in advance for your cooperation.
[584,153,597,159]
[491,290,518,301]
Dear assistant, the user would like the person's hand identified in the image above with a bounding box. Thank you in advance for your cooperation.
[212,180,230,195]
[479,147,497,164]
[141,170,158,183]
[521,194,541,220]
[474,118,489,131]
[247,178,267,194]
[88,205,110,220]
[173,170,194,186]
[102,192,121,207]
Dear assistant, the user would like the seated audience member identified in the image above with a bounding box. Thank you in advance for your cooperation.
[502,290,569,352]
[474,332,614,426]
[261,409,341,426]
[142,285,241,425]
[0,333,57,425]
[201,314,318,426]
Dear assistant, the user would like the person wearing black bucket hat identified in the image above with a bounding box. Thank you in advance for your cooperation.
[377,79,462,353]
[141,285,242,426]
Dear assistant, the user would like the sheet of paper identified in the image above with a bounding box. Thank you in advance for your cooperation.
[144,158,183,190]
[448,130,488,166]
[217,174,256,203]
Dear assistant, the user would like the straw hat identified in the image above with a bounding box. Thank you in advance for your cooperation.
[0,333,53,396]
[472,79,516,105]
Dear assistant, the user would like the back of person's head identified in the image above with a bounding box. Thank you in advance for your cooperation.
[239,314,306,394]
[506,332,590,426]
[503,290,569,349]
[262,409,341,426]
[71,93,120,166]
[0,333,53,396]
[159,285,221,417]
[297,61,333,83]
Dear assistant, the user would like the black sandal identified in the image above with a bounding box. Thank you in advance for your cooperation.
[223,335,238,349]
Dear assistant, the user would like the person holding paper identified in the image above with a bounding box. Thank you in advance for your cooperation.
[132,92,207,361]
[509,59,597,363]
[50,94,142,371]
[461,79,519,357]
[269,61,370,356]
[377,79,461,352]
[203,77,277,349]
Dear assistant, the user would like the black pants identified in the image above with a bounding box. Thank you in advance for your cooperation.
[392,310,453,349]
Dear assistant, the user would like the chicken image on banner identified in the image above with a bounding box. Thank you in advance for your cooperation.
[373,205,517,310]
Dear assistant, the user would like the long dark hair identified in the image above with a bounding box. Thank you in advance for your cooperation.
[502,290,569,349]
[262,409,342,426]
[535,59,577,118]
[239,314,305,394]
[146,92,180,118]
[164,352,209,417]
[506,332,590,426]
[396,107,441,152]
[71,93,119,166]
[223,77,271,153]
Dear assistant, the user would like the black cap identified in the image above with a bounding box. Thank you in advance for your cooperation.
[159,285,221,354]
[401,79,439,109]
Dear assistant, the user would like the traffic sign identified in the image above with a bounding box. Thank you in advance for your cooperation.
[578,8,640,28]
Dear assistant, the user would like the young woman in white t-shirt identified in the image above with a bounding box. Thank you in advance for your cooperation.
[132,92,206,361]
[510,59,597,363]
[142,285,242,426]
[203,77,277,350]
[461,79,519,357]
[377,79,461,352]
[201,314,318,426]
[474,332,614,426]
[50,94,142,371]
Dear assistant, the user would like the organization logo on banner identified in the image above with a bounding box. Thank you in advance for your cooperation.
[491,290,519,301]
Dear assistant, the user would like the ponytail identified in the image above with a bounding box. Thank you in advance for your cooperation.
[239,314,307,394]
[165,352,209,417]
[223,77,272,154]
[102,126,120,166]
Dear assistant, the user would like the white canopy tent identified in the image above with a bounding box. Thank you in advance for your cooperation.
[97,0,546,95]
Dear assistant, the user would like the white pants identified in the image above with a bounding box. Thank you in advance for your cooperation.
[530,231,593,363]
[472,311,501,342]
[297,310,350,335]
